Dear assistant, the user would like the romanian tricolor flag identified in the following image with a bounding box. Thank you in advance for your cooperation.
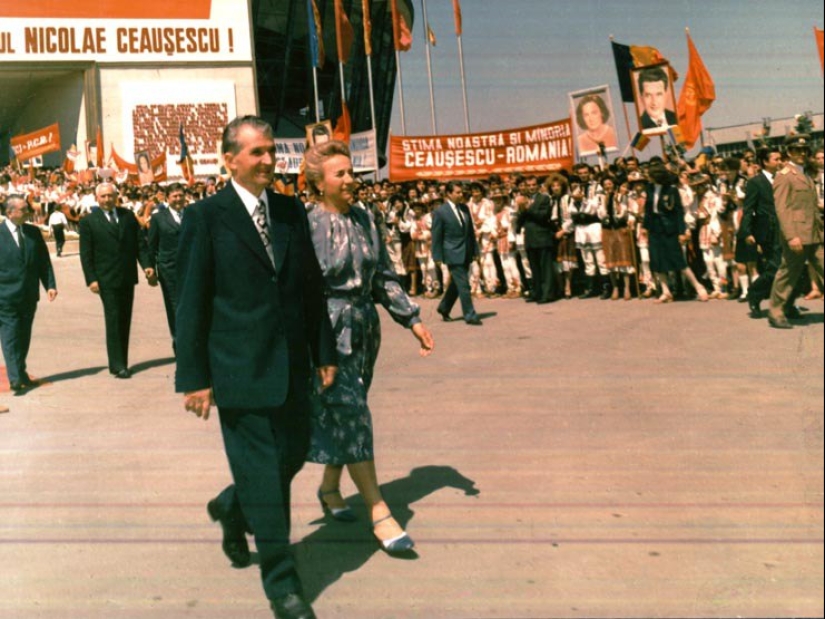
[612,40,671,103]
[307,0,325,68]
[677,32,716,149]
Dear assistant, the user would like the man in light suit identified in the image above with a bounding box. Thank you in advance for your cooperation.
[432,182,482,325]
[176,116,337,619]
[148,182,187,352]
[767,134,824,329]
[0,195,57,395]
[79,182,155,378]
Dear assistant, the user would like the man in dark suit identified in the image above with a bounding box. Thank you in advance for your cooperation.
[638,65,678,131]
[0,195,57,394]
[767,134,824,329]
[148,182,187,351]
[516,176,558,304]
[741,147,783,317]
[432,182,482,325]
[79,182,155,379]
[176,116,337,619]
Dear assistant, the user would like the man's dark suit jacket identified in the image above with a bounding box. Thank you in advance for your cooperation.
[641,109,678,130]
[740,172,777,250]
[0,223,56,308]
[79,207,151,289]
[174,184,336,409]
[148,207,182,281]
[431,201,479,267]
[517,193,557,249]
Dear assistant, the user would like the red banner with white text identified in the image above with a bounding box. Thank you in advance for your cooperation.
[389,119,574,182]
[10,123,61,161]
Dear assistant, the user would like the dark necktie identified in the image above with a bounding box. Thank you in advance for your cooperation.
[254,200,275,267]
[108,210,118,226]
[15,227,24,253]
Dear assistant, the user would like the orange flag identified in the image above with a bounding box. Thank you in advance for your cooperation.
[334,0,354,64]
[333,102,352,144]
[362,0,372,56]
[677,32,716,149]
[816,27,824,72]
[95,126,104,168]
[390,0,412,52]
[453,0,462,36]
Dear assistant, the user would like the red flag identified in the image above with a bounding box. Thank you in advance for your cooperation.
[333,102,352,144]
[63,144,79,174]
[95,126,104,168]
[390,0,412,52]
[816,27,824,72]
[362,0,372,56]
[453,0,462,36]
[334,0,354,64]
[677,32,715,149]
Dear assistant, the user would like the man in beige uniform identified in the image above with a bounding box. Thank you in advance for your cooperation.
[767,134,824,329]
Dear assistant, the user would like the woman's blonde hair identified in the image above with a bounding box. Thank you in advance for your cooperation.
[304,140,352,193]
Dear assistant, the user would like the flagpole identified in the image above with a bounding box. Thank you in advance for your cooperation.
[457,33,470,133]
[421,0,438,135]
[313,67,321,123]
[396,49,407,135]
[366,54,380,179]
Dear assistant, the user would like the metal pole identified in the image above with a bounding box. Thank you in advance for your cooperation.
[313,66,321,123]
[457,34,470,133]
[366,53,380,179]
[338,61,347,113]
[396,49,407,135]
[421,0,438,134]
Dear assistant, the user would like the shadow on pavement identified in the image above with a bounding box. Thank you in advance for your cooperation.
[37,366,108,385]
[131,357,176,375]
[294,465,479,604]
[791,312,824,326]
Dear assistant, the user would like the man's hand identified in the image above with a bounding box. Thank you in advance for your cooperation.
[317,366,337,391]
[184,388,215,420]
[745,235,756,246]
[47,289,58,302]
[89,281,100,295]
[788,237,804,254]
[412,323,435,358]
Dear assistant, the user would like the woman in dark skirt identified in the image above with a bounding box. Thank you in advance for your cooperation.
[598,177,636,300]
[643,162,709,304]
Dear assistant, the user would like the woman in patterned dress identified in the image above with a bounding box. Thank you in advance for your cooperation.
[304,141,435,555]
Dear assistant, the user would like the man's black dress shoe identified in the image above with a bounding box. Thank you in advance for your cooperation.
[784,306,804,320]
[207,499,251,567]
[747,296,762,318]
[768,316,793,330]
[437,309,451,322]
[10,382,29,394]
[465,316,483,326]
[112,369,132,379]
[270,593,317,619]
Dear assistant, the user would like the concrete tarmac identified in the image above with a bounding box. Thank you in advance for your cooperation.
[1,252,822,618]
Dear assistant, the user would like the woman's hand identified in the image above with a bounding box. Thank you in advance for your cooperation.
[412,323,435,358]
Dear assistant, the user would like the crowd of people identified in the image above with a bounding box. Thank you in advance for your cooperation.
[3,137,824,318]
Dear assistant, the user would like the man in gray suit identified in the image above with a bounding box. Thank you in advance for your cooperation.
[432,182,482,325]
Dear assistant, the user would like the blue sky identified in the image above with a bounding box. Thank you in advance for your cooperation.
[389,0,823,152]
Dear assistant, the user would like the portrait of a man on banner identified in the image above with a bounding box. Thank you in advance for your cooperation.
[306,121,333,147]
[569,85,619,157]
[633,63,679,135]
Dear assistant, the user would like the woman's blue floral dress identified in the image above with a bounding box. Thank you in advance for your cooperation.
[306,205,421,465]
